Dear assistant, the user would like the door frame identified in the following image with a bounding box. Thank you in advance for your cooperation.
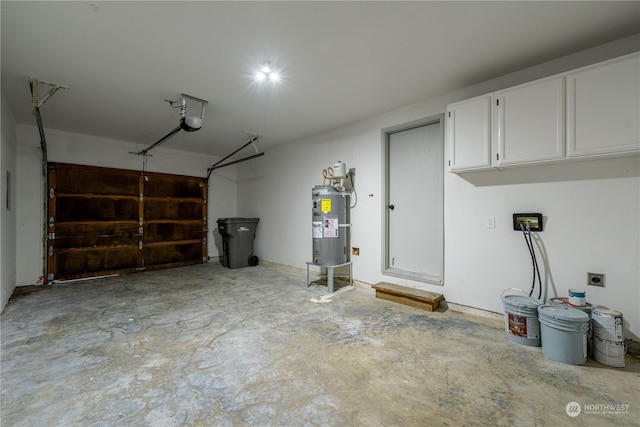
[381,114,444,284]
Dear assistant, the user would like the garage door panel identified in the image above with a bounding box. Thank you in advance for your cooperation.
[54,222,139,249]
[55,167,139,195]
[56,197,139,222]
[144,174,203,198]
[144,221,203,243]
[144,200,203,220]
[54,246,139,278]
[143,242,203,267]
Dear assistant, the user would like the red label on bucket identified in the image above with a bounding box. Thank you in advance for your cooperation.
[509,314,527,337]
[508,314,540,339]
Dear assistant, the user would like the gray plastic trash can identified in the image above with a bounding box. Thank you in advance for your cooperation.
[217,218,259,269]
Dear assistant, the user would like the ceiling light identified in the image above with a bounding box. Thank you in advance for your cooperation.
[255,61,279,83]
[268,72,280,82]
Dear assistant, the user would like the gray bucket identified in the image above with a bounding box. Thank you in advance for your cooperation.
[538,305,590,365]
[549,297,594,357]
[502,290,542,347]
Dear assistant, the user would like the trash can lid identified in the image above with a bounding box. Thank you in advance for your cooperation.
[217,217,259,224]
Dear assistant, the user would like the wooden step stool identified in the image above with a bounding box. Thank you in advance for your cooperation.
[372,282,443,312]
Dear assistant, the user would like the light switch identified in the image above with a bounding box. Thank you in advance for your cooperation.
[486,216,495,228]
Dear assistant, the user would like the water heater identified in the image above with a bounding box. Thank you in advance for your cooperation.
[311,185,350,265]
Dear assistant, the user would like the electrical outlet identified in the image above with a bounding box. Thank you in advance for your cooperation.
[587,273,605,287]
[352,247,360,256]
[513,213,543,231]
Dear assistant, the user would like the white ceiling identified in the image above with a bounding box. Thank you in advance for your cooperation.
[2,1,639,158]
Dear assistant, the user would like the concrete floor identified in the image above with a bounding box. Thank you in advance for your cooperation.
[1,263,638,426]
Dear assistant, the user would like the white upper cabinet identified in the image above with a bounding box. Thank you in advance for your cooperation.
[566,52,640,157]
[446,52,640,172]
[447,94,492,171]
[495,76,565,166]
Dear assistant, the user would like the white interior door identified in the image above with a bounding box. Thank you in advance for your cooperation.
[385,118,443,284]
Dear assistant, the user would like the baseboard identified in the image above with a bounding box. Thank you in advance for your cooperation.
[444,302,503,320]
[259,260,307,276]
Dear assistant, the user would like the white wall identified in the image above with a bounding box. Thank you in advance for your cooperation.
[1,92,18,312]
[15,125,237,286]
[237,35,640,339]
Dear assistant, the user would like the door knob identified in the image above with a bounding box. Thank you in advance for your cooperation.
[388,204,395,210]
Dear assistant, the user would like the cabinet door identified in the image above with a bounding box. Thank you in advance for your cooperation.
[447,94,492,171]
[495,76,565,165]
[567,53,640,157]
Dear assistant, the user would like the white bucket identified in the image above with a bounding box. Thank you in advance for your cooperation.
[538,305,590,365]
[502,290,542,347]
[591,308,623,342]
[593,335,626,368]
[568,289,586,306]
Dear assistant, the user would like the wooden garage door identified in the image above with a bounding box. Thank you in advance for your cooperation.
[47,163,207,281]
